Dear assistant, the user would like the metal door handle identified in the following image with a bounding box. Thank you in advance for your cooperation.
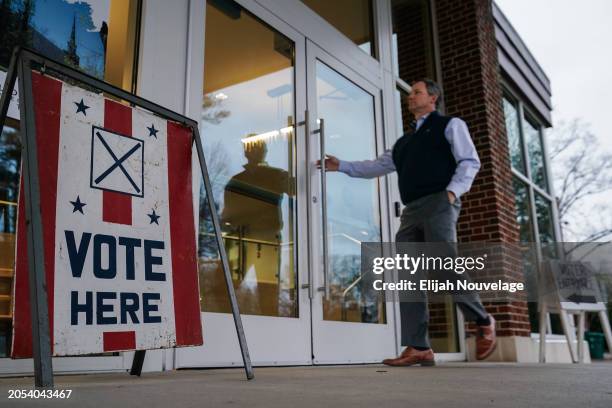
[316,118,330,298]
[304,110,314,299]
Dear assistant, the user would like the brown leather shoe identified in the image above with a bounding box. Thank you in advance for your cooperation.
[382,347,435,367]
[382,346,410,365]
[476,315,497,360]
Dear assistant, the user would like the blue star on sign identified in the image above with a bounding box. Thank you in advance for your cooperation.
[70,196,86,214]
[148,209,160,225]
[147,124,159,138]
[74,99,90,116]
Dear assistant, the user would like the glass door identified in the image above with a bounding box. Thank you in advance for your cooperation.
[306,41,396,363]
[175,0,312,367]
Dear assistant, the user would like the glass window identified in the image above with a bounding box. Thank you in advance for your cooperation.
[513,177,534,242]
[0,0,140,91]
[502,97,526,174]
[529,193,557,333]
[534,193,555,245]
[301,0,375,57]
[0,125,20,234]
[199,0,297,318]
[391,0,436,83]
[524,117,548,191]
[505,91,556,335]
[512,176,542,334]
[0,124,19,357]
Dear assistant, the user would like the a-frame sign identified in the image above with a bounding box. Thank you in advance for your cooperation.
[0,47,253,387]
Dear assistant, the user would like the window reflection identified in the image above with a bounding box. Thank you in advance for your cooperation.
[524,118,548,191]
[503,97,526,174]
[504,96,554,335]
[0,125,19,357]
[512,177,534,242]
[199,0,297,318]
[0,0,140,90]
[511,177,541,334]
[315,61,384,324]
[0,126,20,234]
[535,193,555,245]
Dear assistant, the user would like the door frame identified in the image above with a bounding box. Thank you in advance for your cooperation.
[173,0,466,368]
[305,39,398,364]
[174,0,314,368]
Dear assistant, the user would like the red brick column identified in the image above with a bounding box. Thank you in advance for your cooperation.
[434,0,530,338]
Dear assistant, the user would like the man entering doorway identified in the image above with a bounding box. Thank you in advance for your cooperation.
[318,79,497,366]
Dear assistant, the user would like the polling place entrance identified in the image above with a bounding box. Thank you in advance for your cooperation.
[0,0,466,373]
[176,0,462,367]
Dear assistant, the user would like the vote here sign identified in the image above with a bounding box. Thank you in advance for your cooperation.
[11,72,203,357]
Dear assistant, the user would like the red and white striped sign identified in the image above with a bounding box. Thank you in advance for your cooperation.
[11,72,202,357]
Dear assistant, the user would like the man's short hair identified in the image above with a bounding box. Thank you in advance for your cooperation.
[412,78,443,109]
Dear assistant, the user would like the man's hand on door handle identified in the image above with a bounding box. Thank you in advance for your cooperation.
[316,154,340,171]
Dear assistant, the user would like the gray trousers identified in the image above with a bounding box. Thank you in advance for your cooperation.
[395,190,488,348]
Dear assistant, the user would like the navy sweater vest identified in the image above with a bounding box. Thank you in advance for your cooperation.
[392,111,456,204]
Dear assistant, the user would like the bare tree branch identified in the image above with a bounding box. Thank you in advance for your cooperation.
[549,118,612,242]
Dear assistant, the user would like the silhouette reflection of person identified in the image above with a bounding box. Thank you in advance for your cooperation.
[222,140,291,241]
[221,139,294,315]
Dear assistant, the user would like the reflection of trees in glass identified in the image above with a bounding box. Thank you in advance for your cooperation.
[512,178,541,333]
[330,254,360,286]
[534,193,559,258]
[534,193,555,244]
[502,97,525,174]
[0,0,107,78]
[329,253,380,323]
[524,118,547,191]
[512,177,533,242]
[198,140,230,259]
[198,92,232,258]
[198,188,219,259]
[0,126,20,233]
[0,0,35,67]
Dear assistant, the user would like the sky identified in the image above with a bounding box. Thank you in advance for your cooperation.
[495,0,612,150]
[31,0,108,76]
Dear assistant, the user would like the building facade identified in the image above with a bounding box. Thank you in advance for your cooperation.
[0,0,565,374]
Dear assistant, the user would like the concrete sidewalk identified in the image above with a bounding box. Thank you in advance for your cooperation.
[1,363,611,408]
